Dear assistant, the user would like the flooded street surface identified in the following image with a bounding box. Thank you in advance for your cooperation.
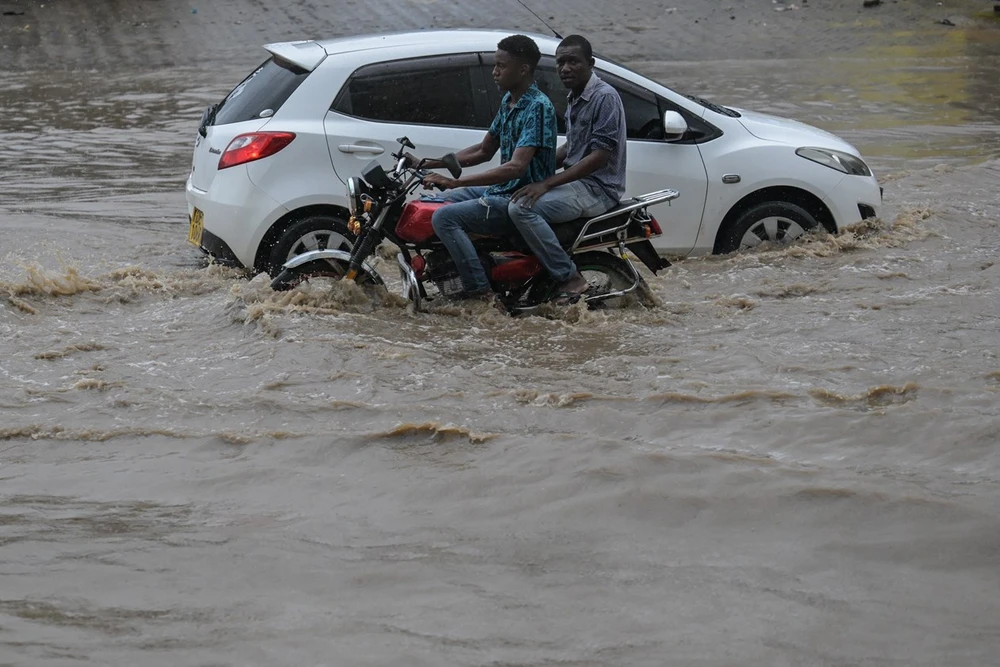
[2,2,1000,664]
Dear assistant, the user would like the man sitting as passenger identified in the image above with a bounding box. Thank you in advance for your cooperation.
[509,34,628,303]
[415,34,558,304]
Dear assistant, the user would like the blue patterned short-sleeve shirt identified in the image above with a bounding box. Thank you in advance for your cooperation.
[486,84,558,197]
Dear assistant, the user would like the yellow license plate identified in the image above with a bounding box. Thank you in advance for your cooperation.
[187,208,204,246]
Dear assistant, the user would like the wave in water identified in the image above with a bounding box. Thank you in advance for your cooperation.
[1,263,243,303]
[34,341,107,360]
[644,389,799,405]
[511,390,599,407]
[809,382,920,409]
[696,207,935,265]
[369,422,497,444]
[0,425,305,443]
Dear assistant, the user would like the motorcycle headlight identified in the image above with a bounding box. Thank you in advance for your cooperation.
[796,147,872,177]
[347,176,364,217]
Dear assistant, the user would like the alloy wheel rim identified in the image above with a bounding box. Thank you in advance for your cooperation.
[740,216,807,249]
[286,230,352,261]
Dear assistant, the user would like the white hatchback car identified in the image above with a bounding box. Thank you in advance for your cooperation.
[185,29,882,275]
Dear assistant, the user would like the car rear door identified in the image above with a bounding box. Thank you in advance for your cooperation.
[323,54,495,184]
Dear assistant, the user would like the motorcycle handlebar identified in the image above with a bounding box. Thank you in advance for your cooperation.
[410,169,445,191]
[389,150,446,191]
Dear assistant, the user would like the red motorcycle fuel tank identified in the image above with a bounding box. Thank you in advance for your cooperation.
[396,201,446,243]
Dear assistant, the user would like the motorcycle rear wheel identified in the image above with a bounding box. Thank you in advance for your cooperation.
[525,251,655,310]
[269,258,380,291]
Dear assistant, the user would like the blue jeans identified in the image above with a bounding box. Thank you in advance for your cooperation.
[431,186,516,294]
[507,181,616,283]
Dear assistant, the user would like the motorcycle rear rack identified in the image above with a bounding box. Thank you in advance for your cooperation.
[569,189,679,253]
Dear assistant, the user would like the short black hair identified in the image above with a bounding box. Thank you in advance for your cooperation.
[557,34,593,60]
[497,34,542,72]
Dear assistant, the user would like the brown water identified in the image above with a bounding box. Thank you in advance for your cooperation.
[2,24,1000,667]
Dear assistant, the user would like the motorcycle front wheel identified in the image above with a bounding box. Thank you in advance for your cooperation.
[269,258,381,291]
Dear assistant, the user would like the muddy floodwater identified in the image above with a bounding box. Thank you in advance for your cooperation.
[1,2,1000,665]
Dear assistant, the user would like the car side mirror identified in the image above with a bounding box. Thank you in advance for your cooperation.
[440,153,462,179]
[663,111,688,142]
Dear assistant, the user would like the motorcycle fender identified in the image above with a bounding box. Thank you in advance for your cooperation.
[281,249,384,285]
[625,240,671,274]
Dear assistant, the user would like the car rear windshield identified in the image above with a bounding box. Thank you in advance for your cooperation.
[213,57,310,126]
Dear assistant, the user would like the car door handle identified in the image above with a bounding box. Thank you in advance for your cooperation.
[338,144,385,155]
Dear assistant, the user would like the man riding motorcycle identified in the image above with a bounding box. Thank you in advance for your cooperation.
[409,34,558,308]
[509,34,628,304]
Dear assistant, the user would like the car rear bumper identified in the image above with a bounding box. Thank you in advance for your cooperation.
[185,169,286,270]
[197,229,242,266]
[822,174,884,231]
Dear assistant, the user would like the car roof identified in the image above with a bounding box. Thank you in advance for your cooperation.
[318,29,561,56]
[264,29,563,71]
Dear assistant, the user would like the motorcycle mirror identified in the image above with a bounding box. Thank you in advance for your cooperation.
[396,136,415,150]
[440,153,462,179]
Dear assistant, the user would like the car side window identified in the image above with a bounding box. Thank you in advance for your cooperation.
[333,55,489,129]
[594,70,665,141]
[532,59,665,140]
[599,70,722,144]
[533,57,567,134]
[480,55,720,143]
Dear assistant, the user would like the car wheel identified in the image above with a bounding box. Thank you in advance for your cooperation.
[266,215,353,275]
[719,201,820,253]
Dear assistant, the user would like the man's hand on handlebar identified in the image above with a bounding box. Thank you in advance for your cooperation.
[422,173,459,191]
[407,152,456,171]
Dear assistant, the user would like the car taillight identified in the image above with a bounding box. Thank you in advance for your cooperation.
[218,132,296,170]
[647,216,663,235]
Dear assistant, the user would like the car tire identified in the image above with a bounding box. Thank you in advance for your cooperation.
[719,201,820,253]
[266,215,353,276]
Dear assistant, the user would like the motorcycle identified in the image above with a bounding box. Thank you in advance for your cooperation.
[270,137,679,313]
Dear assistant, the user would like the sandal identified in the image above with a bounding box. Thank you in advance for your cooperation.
[551,288,587,306]
[551,272,591,306]
[552,283,602,306]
